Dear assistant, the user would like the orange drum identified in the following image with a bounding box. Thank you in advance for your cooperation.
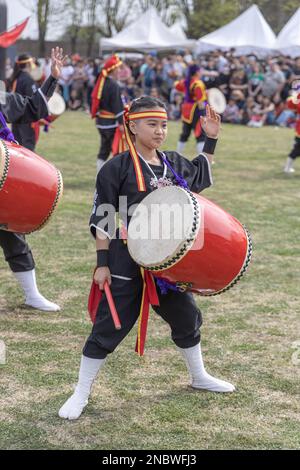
[0,139,63,233]
[127,186,252,296]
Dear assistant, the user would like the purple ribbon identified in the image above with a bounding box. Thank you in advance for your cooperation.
[0,112,16,143]
[160,154,189,190]
[155,277,181,295]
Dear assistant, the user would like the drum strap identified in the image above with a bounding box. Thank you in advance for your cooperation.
[0,113,16,143]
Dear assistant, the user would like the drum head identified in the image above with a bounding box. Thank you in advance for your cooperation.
[207,88,226,114]
[127,186,199,268]
[48,92,66,116]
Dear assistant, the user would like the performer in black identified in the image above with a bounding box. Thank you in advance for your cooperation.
[59,97,235,421]
[90,55,124,173]
[0,47,66,312]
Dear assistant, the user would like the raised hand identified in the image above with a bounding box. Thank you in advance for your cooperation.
[50,47,68,80]
[200,104,221,139]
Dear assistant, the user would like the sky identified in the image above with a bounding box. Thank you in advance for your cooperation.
[6,0,62,40]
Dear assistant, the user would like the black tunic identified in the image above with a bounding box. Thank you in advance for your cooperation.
[11,71,40,149]
[95,76,124,130]
[0,75,57,125]
[89,150,213,279]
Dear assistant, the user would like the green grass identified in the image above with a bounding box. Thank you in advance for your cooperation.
[0,112,300,450]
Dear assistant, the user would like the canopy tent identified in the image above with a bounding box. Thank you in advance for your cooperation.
[275,8,300,58]
[196,4,276,58]
[100,7,195,52]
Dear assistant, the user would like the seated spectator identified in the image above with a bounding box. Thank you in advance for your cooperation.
[248,62,264,98]
[261,61,285,99]
[241,96,256,124]
[229,68,248,95]
[223,98,242,124]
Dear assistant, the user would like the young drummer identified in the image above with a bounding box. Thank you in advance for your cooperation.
[59,97,235,421]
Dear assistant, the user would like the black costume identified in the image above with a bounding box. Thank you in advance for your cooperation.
[84,150,213,358]
[0,75,57,273]
[11,70,38,151]
[95,77,124,162]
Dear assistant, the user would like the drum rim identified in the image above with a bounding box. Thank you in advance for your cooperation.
[29,168,64,233]
[128,187,201,271]
[0,139,10,192]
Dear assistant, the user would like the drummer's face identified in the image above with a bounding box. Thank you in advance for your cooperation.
[132,108,168,149]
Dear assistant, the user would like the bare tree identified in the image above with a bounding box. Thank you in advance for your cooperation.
[136,0,183,25]
[21,0,62,56]
[64,0,87,53]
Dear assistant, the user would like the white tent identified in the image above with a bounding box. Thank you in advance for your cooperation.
[196,4,276,57]
[100,7,195,52]
[169,23,187,41]
[275,8,300,58]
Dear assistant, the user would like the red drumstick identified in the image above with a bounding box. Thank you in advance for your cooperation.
[104,281,121,330]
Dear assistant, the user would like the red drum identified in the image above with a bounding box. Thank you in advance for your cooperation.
[127,186,252,296]
[0,139,63,233]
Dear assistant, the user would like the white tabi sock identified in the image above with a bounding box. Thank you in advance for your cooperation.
[284,157,295,173]
[178,343,235,393]
[13,269,60,312]
[59,355,106,420]
[177,141,186,154]
[196,141,205,154]
[97,159,106,174]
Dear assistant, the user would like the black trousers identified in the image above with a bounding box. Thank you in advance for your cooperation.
[97,128,116,161]
[289,136,300,160]
[83,275,202,359]
[179,108,206,144]
[0,231,35,272]
[11,123,36,151]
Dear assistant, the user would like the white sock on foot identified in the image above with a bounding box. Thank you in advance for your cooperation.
[284,157,295,173]
[13,269,60,312]
[59,355,106,420]
[178,344,235,393]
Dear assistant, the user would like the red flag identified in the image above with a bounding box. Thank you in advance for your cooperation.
[0,18,29,48]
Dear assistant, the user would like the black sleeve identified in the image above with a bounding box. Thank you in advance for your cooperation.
[167,152,213,194]
[1,91,48,123]
[189,153,213,193]
[89,160,121,240]
[40,75,58,99]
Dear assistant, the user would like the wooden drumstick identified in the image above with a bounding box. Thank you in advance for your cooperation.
[104,281,121,330]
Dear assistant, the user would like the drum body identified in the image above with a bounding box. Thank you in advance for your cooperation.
[47,91,66,122]
[0,139,63,233]
[207,88,227,114]
[127,186,251,296]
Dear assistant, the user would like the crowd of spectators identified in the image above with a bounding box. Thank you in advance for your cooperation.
[6,49,300,129]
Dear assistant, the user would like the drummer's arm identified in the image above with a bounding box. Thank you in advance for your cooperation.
[94,234,111,290]
[200,104,221,164]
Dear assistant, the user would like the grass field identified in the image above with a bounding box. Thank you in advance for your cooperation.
[0,111,299,450]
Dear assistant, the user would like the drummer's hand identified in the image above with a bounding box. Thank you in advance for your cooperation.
[94,267,112,291]
[50,47,68,80]
[200,104,221,139]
